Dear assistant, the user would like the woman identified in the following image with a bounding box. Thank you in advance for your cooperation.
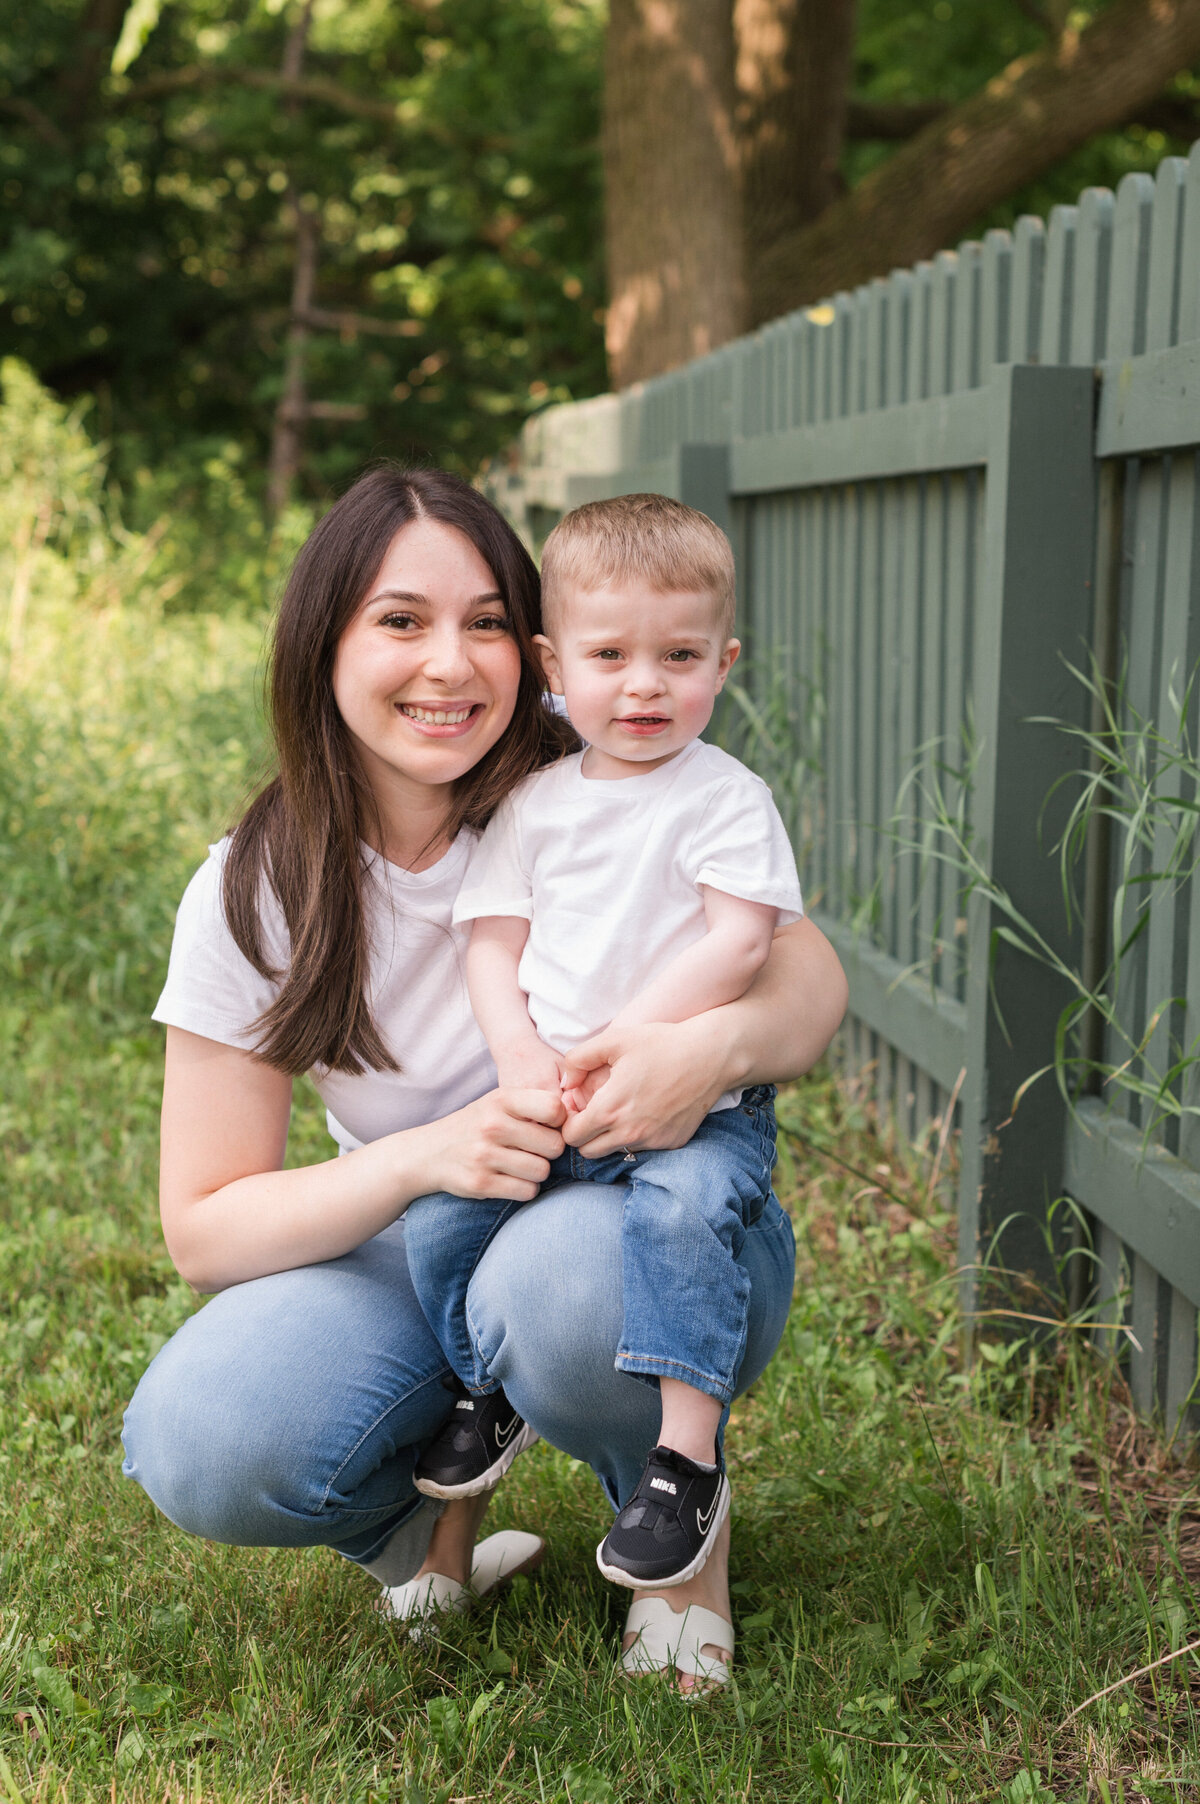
[122,466,847,1691]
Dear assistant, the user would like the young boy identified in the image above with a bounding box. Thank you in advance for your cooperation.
[404,493,803,1589]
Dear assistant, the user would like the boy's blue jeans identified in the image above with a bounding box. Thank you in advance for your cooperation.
[405,1085,777,1408]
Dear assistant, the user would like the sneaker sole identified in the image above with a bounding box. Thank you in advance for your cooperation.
[594,1474,731,1591]
[413,1423,541,1501]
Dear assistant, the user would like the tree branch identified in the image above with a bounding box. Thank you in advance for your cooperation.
[0,96,70,148]
[845,97,948,139]
[847,88,1200,143]
[117,64,401,127]
[55,0,133,131]
[752,0,1200,323]
[298,306,423,337]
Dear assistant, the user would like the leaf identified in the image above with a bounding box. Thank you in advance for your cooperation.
[464,1681,505,1729]
[425,1696,461,1750]
[115,1727,147,1769]
[127,1681,176,1717]
[561,1767,616,1804]
[28,1663,76,1716]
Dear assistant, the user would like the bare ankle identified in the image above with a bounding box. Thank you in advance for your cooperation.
[419,1491,492,1585]
[657,1378,721,1466]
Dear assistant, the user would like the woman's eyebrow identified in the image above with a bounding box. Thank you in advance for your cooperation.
[368,588,506,607]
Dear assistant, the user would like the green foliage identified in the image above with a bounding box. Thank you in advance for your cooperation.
[4,0,1197,518]
[884,652,1200,1142]
[0,0,607,495]
[851,0,1194,234]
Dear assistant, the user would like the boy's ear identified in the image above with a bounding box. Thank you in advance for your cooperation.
[533,633,564,694]
[714,637,741,692]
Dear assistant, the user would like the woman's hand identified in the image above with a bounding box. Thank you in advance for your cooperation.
[561,917,847,1157]
[413,1086,566,1202]
[561,1018,727,1157]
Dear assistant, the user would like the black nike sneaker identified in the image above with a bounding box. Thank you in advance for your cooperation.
[413,1383,540,1499]
[595,1446,730,1588]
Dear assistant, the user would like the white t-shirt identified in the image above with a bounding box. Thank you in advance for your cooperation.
[453,740,803,1107]
[152,835,495,1154]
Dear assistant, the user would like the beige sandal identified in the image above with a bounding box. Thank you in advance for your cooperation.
[380,1529,544,1633]
[620,1597,734,1689]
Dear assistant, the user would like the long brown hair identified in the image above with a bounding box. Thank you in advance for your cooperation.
[222,465,578,1076]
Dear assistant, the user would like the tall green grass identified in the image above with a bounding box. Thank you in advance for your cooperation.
[2,371,1199,1800]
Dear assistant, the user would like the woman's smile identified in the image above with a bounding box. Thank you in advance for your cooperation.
[397,700,485,734]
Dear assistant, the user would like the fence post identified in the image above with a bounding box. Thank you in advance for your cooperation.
[676,444,732,539]
[957,363,1097,1324]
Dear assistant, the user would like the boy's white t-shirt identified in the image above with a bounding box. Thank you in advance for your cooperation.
[453,740,803,1107]
[152,835,495,1154]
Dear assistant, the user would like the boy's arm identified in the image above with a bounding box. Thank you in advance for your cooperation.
[589,884,777,1037]
[467,916,564,1093]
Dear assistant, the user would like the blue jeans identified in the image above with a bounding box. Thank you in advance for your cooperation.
[405,1088,778,1408]
[121,1183,795,1564]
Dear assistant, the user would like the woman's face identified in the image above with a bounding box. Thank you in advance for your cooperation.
[332,517,523,812]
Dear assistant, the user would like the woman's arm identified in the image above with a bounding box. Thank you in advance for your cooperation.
[560,915,847,1158]
[160,1026,567,1293]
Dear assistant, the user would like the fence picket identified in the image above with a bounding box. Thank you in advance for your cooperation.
[1040,205,1077,367]
[1107,173,1156,360]
[1176,142,1200,346]
[1010,215,1046,363]
[1069,187,1114,364]
[979,230,1012,375]
[1147,158,1188,354]
[930,252,958,397]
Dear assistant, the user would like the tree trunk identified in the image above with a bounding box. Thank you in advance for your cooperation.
[54,0,133,131]
[266,200,318,519]
[604,0,746,388]
[266,0,317,518]
[735,0,856,308]
[752,0,1200,322]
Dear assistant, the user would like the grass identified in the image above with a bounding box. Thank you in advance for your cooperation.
[4,382,1200,1801]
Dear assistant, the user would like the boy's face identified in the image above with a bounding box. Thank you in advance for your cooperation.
[535,582,739,776]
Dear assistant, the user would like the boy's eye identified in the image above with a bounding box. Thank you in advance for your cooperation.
[594,648,623,661]
[666,649,698,662]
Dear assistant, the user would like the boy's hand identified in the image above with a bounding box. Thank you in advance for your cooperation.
[494,1036,564,1096]
[560,1042,612,1108]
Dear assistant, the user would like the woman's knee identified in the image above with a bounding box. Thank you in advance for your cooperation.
[121,1324,313,1543]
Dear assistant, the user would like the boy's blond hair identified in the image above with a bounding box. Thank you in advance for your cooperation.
[540,493,736,638]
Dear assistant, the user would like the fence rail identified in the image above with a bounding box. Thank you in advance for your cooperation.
[486,142,1200,1440]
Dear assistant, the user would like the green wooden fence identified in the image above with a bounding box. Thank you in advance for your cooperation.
[486,143,1200,1438]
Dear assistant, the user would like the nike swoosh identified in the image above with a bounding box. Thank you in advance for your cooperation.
[695,1488,721,1537]
[494,1413,522,1448]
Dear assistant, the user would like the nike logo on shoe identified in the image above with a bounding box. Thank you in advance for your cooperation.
[650,1477,677,1495]
[695,1491,721,1536]
[493,1413,522,1447]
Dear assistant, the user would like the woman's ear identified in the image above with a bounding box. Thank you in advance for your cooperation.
[533,633,564,695]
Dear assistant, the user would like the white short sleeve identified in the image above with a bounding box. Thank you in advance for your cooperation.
[452,798,534,925]
[152,845,284,1051]
[685,775,804,922]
